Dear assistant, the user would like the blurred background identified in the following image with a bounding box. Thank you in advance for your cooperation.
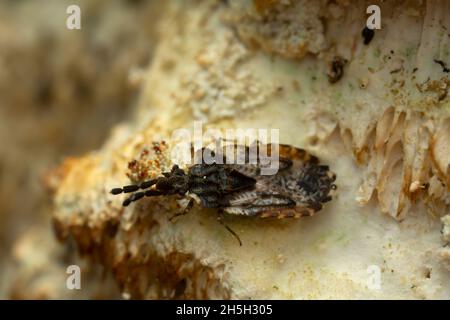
[0,0,159,298]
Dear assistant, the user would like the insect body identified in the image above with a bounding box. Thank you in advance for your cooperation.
[111,143,336,245]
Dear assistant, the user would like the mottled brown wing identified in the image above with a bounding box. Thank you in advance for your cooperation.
[221,144,336,218]
[221,180,318,218]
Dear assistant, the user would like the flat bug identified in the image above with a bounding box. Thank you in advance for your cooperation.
[111,142,337,245]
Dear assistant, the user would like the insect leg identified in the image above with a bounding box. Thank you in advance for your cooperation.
[111,179,158,195]
[169,197,194,222]
[217,211,242,246]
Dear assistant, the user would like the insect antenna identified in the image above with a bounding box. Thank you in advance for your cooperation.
[110,179,158,195]
[121,189,168,207]
[122,192,145,206]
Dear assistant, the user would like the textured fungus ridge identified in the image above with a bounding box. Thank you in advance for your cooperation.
[49,0,450,299]
[226,0,327,59]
